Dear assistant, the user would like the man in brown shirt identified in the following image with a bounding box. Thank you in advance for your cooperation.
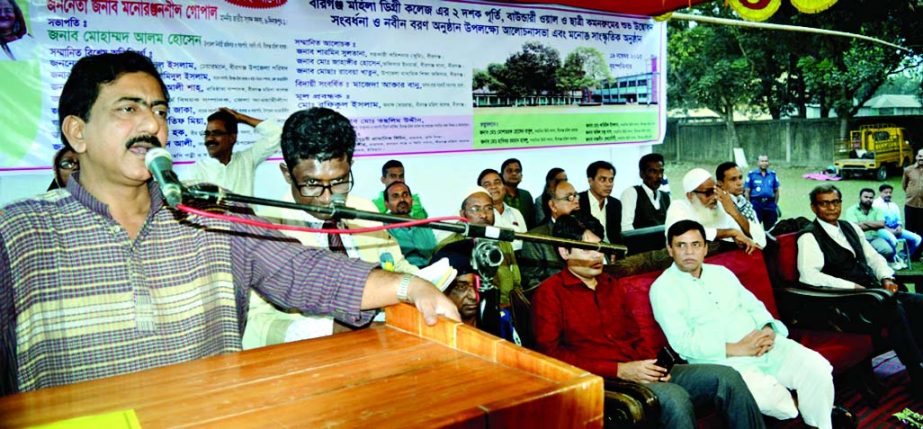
[902,149,923,237]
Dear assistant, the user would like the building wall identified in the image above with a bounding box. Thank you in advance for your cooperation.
[661,118,843,166]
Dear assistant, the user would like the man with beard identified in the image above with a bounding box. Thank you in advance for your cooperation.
[842,188,897,267]
[188,107,280,196]
[874,183,921,260]
[533,214,765,429]
[716,162,766,247]
[797,184,923,399]
[0,52,458,395]
[665,168,758,252]
[384,181,437,268]
[520,180,580,290]
[372,159,428,220]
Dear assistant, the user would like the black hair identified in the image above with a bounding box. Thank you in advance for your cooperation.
[384,181,411,199]
[586,160,615,179]
[545,167,565,184]
[809,184,842,205]
[715,161,739,182]
[432,239,476,276]
[381,159,403,177]
[859,187,875,197]
[552,213,604,248]
[477,168,503,186]
[58,51,168,150]
[281,107,356,170]
[638,153,664,172]
[666,220,706,246]
[879,183,893,192]
[206,110,238,135]
[0,0,27,44]
[501,158,521,173]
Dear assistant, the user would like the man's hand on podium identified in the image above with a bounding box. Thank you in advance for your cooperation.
[362,270,461,325]
[407,276,461,325]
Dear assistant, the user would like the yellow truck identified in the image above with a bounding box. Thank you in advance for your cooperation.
[834,124,913,181]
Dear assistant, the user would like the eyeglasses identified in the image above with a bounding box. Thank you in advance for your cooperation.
[295,172,354,197]
[57,159,79,170]
[813,199,842,208]
[202,130,233,138]
[692,188,716,198]
[554,193,578,202]
[465,204,494,215]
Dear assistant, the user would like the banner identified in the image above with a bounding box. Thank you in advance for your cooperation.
[0,0,665,172]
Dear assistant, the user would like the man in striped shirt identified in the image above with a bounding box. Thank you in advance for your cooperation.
[0,51,458,395]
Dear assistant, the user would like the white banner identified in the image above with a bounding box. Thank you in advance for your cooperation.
[0,0,665,173]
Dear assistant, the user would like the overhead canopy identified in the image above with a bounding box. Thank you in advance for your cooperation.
[496,0,711,16]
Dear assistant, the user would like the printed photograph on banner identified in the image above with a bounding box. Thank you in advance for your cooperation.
[1,0,666,173]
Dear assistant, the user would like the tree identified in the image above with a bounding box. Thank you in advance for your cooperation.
[497,42,562,98]
[557,47,610,95]
[668,18,760,151]
[671,0,922,137]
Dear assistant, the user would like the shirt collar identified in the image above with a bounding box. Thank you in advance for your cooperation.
[667,262,706,281]
[640,183,659,201]
[816,218,841,235]
[66,172,164,219]
[559,267,597,290]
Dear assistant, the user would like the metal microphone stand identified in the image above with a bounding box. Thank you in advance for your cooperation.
[183,184,627,254]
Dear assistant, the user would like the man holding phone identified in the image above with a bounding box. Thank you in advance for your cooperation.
[532,214,765,429]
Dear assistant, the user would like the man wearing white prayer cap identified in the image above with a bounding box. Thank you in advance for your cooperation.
[664,168,761,252]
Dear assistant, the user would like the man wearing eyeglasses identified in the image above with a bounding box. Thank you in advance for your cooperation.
[242,108,429,349]
[665,168,759,253]
[188,107,281,196]
[797,184,923,400]
[520,180,580,290]
[435,187,522,307]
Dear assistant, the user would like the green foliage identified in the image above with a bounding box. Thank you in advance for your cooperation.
[557,47,610,93]
[667,20,759,117]
[474,42,561,98]
[668,0,919,122]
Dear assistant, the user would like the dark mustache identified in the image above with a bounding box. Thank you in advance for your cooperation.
[125,135,161,149]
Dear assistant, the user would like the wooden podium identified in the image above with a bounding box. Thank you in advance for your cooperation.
[0,303,603,428]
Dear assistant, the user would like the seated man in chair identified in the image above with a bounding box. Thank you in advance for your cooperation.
[652,220,836,428]
[532,213,765,429]
[797,184,923,399]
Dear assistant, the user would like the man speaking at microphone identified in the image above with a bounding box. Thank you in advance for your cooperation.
[0,51,459,395]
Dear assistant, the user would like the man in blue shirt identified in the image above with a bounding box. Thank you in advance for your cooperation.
[745,155,781,230]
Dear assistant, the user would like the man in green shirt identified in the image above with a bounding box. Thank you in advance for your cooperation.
[384,181,437,268]
[372,159,428,219]
[842,188,900,268]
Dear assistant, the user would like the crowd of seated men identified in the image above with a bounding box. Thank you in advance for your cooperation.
[7,50,923,429]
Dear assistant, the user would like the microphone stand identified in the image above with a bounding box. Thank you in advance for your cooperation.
[184,184,627,255]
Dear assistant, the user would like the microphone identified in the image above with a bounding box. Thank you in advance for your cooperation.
[379,252,395,272]
[144,147,184,208]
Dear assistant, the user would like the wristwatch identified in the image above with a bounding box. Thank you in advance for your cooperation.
[396,274,413,303]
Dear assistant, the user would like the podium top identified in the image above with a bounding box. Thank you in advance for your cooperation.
[0,303,603,428]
